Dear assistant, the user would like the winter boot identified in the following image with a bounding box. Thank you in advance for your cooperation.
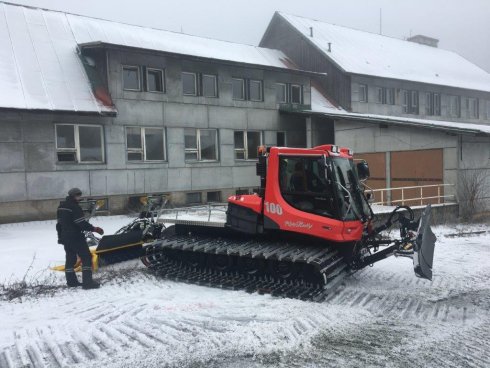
[65,269,82,287]
[82,267,100,290]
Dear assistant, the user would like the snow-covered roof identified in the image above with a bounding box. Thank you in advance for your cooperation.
[0,2,116,114]
[0,2,298,115]
[310,87,490,136]
[68,15,297,71]
[277,12,490,93]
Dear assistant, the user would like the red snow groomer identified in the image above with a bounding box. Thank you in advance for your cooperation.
[143,145,436,301]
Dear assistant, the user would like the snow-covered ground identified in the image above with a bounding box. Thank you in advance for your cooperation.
[0,214,489,368]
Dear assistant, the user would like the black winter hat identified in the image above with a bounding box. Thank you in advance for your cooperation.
[68,188,82,197]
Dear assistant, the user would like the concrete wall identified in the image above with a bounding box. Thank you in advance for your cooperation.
[0,50,311,222]
[351,75,490,125]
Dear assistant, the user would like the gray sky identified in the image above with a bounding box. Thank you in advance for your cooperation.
[8,0,490,72]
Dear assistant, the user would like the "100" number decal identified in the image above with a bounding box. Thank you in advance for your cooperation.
[264,202,283,215]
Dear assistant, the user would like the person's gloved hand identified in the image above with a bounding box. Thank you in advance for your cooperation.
[93,227,104,235]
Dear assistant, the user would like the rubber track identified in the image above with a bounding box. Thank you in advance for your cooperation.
[143,231,348,302]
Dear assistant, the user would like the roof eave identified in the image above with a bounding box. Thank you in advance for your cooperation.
[293,109,490,137]
[79,42,327,77]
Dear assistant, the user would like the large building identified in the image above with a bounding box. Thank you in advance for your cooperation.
[0,2,322,222]
[261,12,490,209]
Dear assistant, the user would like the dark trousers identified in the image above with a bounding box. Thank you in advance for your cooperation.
[64,240,92,271]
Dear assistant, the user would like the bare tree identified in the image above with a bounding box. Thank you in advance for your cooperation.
[458,168,490,221]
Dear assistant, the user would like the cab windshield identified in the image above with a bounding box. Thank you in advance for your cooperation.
[330,157,370,221]
[279,155,336,218]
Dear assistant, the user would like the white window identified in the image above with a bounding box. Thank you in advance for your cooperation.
[123,65,140,91]
[449,95,461,118]
[410,91,419,114]
[434,93,441,116]
[126,127,165,162]
[202,74,218,97]
[234,130,262,160]
[387,88,395,105]
[184,128,218,161]
[425,92,433,115]
[359,84,368,102]
[276,83,287,103]
[291,84,302,104]
[486,101,490,119]
[402,90,409,113]
[55,124,104,163]
[182,72,197,96]
[146,68,164,93]
[249,80,263,101]
[277,131,287,146]
[376,87,384,104]
[467,98,479,119]
[232,78,245,100]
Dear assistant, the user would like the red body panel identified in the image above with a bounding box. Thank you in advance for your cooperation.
[227,146,365,244]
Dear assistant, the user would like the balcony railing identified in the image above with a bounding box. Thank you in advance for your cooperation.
[370,183,455,206]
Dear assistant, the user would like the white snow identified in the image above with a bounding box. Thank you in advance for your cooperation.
[0,213,489,367]
[311,86,490,136]
[279,12,490,92]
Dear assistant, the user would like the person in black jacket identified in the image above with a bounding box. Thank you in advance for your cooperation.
[56,188,104,289]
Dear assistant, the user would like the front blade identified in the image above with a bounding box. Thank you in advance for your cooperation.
[413,204,437,280]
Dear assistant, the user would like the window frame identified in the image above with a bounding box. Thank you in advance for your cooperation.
[276,83,287,103]
[55,124,105,164]
[410,90,419,114]
[234,130,263,161]
[449,95,461,118]
[125,126,166,162]
[486,100,490,119]
[277,131,287,147]
[232,78,246,101]
[290,84,303,104]
[146,67,165,93]
[387,88,395,105]
[182,71,198,96]
[184,128,219,162]
[402,90,409,113]
[359,84,368,103]
[249,79,264,102]
[122,65,141,91]
[202,73,218,98]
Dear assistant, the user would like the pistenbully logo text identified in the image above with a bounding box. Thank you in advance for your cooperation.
[284,220,313,229]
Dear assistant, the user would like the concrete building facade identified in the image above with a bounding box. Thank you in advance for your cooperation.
[0,2,315,222]
[261,12,490,212]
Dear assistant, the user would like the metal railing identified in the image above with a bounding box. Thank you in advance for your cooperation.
[371,184,456,206]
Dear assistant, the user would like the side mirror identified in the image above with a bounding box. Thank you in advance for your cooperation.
[356,160,370,181]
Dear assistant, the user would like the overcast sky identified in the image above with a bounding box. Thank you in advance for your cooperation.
[8,0,490,72]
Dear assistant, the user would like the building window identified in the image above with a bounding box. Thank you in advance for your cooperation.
[277,131,287,146]
[276,83,287,103]
[186,192,202,204]
[425,92,441,116]
[466,98,479,119]
[182,72,197,96]
[123,66,140,91]
[410,91,419,114]
[291,84,303,104]
[202,74,218,97]
[434,93,441,116]
[375,87,384,104]
[486,101,490,119]
[359,84,368,102]
[401,90,418,114]
[387,88,395,105]
[232,78,245,100]
[234,130,262,160]
[126,127,165,162]
[249,80,263,101]
[207,191,221,203]
[184,128,218,161]
[449,95,461,118]
[146,68,164,93]
[55,124,104,163]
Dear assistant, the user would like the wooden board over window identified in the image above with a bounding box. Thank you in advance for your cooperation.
[390,149,443,206]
